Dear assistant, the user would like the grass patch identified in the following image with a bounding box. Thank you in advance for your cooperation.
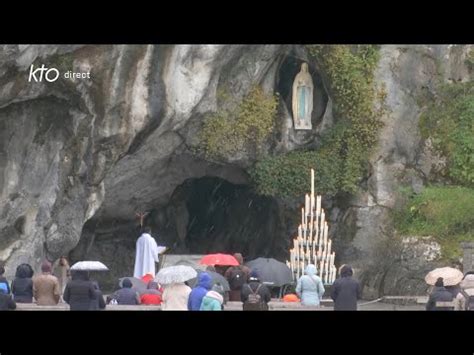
[394,185,474,261]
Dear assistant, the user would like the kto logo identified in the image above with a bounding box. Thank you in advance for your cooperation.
[28,64,60,82]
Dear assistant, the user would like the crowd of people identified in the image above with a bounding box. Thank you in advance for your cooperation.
[426,272,474,311]
[0,251,365,311]
[5,224,468,312]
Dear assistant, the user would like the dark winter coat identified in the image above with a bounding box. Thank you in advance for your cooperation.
[63,273,97,311]
[0,293,16,310]
[188,273,212,310]
[426,286,455,311]
[241,280,271,311]
[331,268,361,311]
[112,287,140,305]
[90,281,106,309]
[11,277,33,303]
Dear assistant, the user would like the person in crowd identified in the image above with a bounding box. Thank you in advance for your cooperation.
[90,280,106,310]
[426,277,455,311]
[141,273,154,285]
[200,290,224,311]
[331,264,361,311]
[241,270,271,311]
[63,270,97,310]
[140,281,162,305]
[295,264,325,306]
[161,282,192,311]
[225,253,251,302]
[206,265,229,304]
[134,226,166,279]
[110,278,140,305]
[0,291,16,310]
[11,263,34,303]
[212,282,226,308]
[188,272,212,310]
[455,272,474,310]
[52,256,71,297]
[32,260,60,305]
[0,264,11,295]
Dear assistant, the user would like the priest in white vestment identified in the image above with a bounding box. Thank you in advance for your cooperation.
[133,227,166,279]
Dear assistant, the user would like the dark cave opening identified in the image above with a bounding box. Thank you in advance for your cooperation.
[152,177,290,261]
[71,176,293,291]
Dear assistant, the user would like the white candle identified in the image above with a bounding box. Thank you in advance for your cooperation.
[323,222,328,249]
[325,261,330,284]
[305,194,310,216]
[316,195,321,216]
[311,169,315,198]
[310,195,315,216]
[301,208,304,228]
[319,260,324,278]
[298,225,302,239]
[328,239,332,257]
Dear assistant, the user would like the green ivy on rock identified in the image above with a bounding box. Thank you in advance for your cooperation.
[198,86,278,161]
[250,45,383,197]
[419,81,474,187]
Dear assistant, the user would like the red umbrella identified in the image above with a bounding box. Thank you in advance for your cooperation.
[200,253,239,266]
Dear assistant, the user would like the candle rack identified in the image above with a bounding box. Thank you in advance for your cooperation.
[285,168,337,285]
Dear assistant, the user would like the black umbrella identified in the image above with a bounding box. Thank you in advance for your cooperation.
[188,270,230,291]
[245,258,293,287]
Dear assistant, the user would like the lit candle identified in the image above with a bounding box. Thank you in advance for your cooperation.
[311,168,315,198]
[328,239,332,257]
[298,225,302,239]
[316,195,321,216]
[310,195,315,216]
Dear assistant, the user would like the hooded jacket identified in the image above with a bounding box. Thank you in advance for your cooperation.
[188,272,212,310]
[200,290,224,311]
[296,264,325,306]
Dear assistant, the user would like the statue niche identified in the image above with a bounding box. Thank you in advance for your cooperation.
[292,62,313,130]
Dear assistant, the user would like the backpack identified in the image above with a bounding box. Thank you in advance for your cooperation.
[228,268,246,290]
[247,284,262,304]
[243,284,264,311]
[0,282,8,294]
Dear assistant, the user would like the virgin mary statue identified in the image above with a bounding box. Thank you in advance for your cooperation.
[292,62,314,130]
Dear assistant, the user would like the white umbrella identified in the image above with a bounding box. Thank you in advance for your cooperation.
[425,267,463,286]
[155,265,197,285]
[70,261,109,271]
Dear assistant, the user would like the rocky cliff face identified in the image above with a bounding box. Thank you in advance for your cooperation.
[0,44,471,294]
[339,45,472,296]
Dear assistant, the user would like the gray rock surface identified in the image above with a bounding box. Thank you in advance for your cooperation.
[0,45,471,297]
